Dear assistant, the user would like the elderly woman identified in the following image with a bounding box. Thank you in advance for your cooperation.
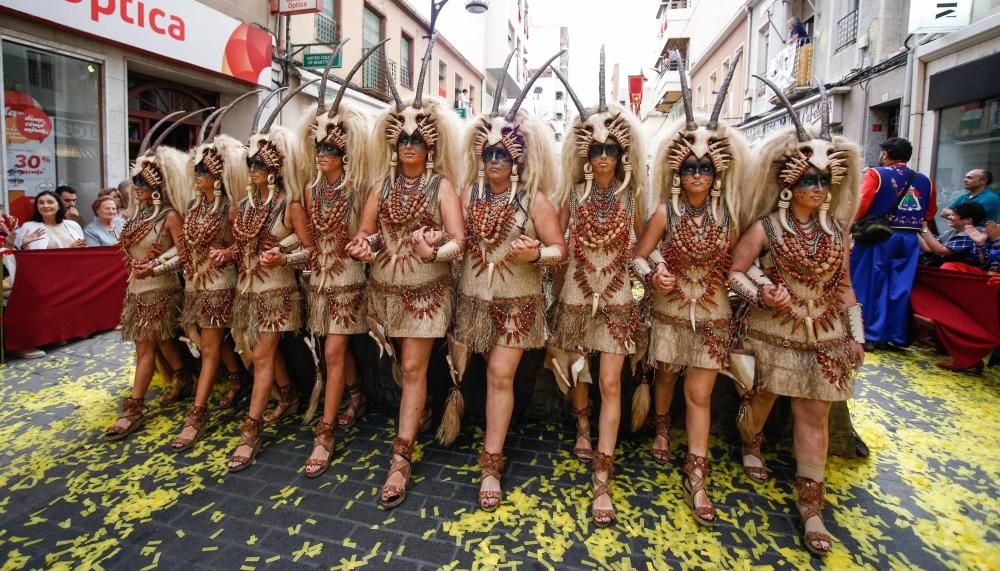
[84,195,126,246]
[15,190,86,250]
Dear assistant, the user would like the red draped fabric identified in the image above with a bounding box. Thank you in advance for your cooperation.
[4,247,127,350]
[910,266,1000,368]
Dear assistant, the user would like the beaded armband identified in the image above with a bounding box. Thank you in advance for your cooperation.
[278,234,301,254]
[284,249,310,268]
[364,233,384,256]
[632,256,653,278]
[648,249,666,270]
[728,272,763,307]
[152,255,181,276]
[747,264,774,288]
[533,245,563,266]
[432,239,462,263]
[843,303,865,344]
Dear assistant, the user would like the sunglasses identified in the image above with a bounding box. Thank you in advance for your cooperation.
[680,163,715,177]
[317,142,345,157]
[588,143,622,159]
[194,163,212,176]
[397,133,426,148]
[246,157,268,171]
[482,147,511,163]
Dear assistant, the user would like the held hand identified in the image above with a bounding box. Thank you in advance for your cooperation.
[208,247,230,267]
[410,228,434,260]
[258,246,285,268]
[421,226,444,247]
[346,237,374,262]
[761,284,790,309]
[132,261,155,279]
[511,234,541,262]
[966,224,988,245]
[849,340,865,365]
[651,266,676,295]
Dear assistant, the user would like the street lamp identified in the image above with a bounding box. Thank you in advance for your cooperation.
[465,0,489,14]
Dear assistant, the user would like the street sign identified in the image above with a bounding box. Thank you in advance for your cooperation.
[304,52,341,69]
[270,0,321,15]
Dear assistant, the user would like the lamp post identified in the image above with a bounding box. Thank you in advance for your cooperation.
[465,0,489,14]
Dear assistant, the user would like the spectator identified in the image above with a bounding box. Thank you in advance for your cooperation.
[943,169,999,224]
[787,17,809,44]
[98,186,128,222]
[851,137,937,351]
[84,195,125,246]
[14,190,86,250]
[56,185,82,223]
[457,88,470,110]
[918,202,987,272]
[966,220,1000,274]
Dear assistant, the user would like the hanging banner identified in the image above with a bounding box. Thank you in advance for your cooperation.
[4,90,56,197]
[628,75,644,115]
[0,0,273,87]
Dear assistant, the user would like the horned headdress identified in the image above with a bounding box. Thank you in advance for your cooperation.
[745,77,861,235]
[246,79,319,206]
[370,0,462,187]
[190,90,261,213]
[550,46,647,224]
[465,49,564,206]
[655,49,749,230]
[299,38,385,198]
[130,108,205,220]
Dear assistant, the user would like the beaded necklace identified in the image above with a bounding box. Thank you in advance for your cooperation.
[661,198,731,317]
[119,205,168,270]
[309,173,352,278]
[383,173,432,226]
[233,190,282,278]
[181,196,229,286]
[465,184,523,284]
[376,174,442,276]
[571,179,633,307]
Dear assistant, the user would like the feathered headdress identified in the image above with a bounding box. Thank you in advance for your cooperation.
[130,108,206,220]
[190,90,260,212]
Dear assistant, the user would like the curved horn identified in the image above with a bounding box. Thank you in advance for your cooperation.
[199,106,228,144]
[753,74,809,142]
[506,50,565,122]
[413,32,438,109]
[708,48,742,130]
[316,37,350,116]
[671,50,696,131]
[261,78,320,133]
[151,107,213,151]
[816,77,831,141]
[139,110,186,155]
[382,43,404,112]
[598,45,608,113]
[208,89,264,140]
[492,49,517,116]
[331,38,388,118]
[548,65,586,119]
[252,87,288,134]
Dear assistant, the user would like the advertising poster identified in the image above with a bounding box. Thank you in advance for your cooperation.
[4,89,56,197]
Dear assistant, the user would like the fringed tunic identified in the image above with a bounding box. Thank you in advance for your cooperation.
[549,183,637,356]
[648,207,732,371]
[746,212,858,401]
[180,198,236,330]
[306,178,367,335]
[232,195,302,347]
[120,208,182,342]
[453,188,546,352]
[366,174,453,338]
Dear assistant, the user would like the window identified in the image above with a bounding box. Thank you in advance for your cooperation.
[933,98,1000,208]
[362,6,383,89]
[438,60,447,98]
[316,0,338,44]
[400,34,413,88]
[3,41,103,218]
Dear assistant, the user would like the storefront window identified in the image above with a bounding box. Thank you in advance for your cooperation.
[3,40,103,222]
[934,97,1000,208]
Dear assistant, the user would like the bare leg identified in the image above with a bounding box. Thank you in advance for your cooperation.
[481,345,523,509]
[226,333,280,469]
[651,367,678,458]
[305,334,349,475]
[220,335,244,376]
[683,367,718,520]
[570,379,592,458]
[381,337,434,503]
[172,327,223,444]
[791,398,833,553]
[106,339,157,436]
[262,348,298,422]
[338,350,366,429]
[158,338,187,371]
[743,390,780,472]
[593,352,624,524]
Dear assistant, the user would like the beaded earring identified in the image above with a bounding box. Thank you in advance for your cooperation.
[508,163,519,205]
[615,153,632,197]
[476,164,486,201]
[670,173,682,217]
[581,162,594,202]
[818,191,833,235]
[777,188,794,234]
[211,180,223,214]
[710,176,722,222]
[425,150,434,179]
[265,173,276,206]
[390,150,398,181]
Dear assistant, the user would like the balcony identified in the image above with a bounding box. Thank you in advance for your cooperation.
[314,13,337,45]
[360,47,398,101]
[764,38,814,101]
[650,52,688,113]
[836,9,859,50]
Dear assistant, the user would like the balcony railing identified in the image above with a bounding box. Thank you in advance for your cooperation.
[361,47,397,98]
[315,13,337,45]
[400,63,412,88]
[664,0,689,8]
[765,37,813,98]
[836,9,859,50]
[655,54,688,73]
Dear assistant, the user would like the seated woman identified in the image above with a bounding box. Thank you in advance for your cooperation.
[919,202,987,272]
[84,195,126,246]
[14,190,86,250]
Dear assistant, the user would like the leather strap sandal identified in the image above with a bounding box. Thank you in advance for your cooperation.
[161,369,193,405]
[683,453,718,527]
[337,383,368,429]
[795,477,834,556]
[105,397,146,440]
[217,370,249,408]
[379,437,415,510]
[305,420,336,478]
[741,432,768,484]
[227,416,264,472]
[170,405,209,453]
[650,413,671,464]
[571,404,594,462]
[591,452,616,527]
[478,449,505,512]
[263,384,300,424]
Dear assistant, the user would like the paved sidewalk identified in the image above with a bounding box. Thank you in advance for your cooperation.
[0,332,997,569]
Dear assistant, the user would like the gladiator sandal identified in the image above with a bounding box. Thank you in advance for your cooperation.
[378,437,415,510]
[170,405,210,453]
[591,452,616,527]
[337,383,368,430]
[227,416,264,472]
[160,368,194,405]
[304,420,336,478]
[104,397,146,441]
[795,477,834,556]
[263,384,300,424]
[571,404,594,462]
[650,413,671,464]
[682,453,718,527]
[478,449,505,512]
[217,370,249,409]
[741,432,769,484]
